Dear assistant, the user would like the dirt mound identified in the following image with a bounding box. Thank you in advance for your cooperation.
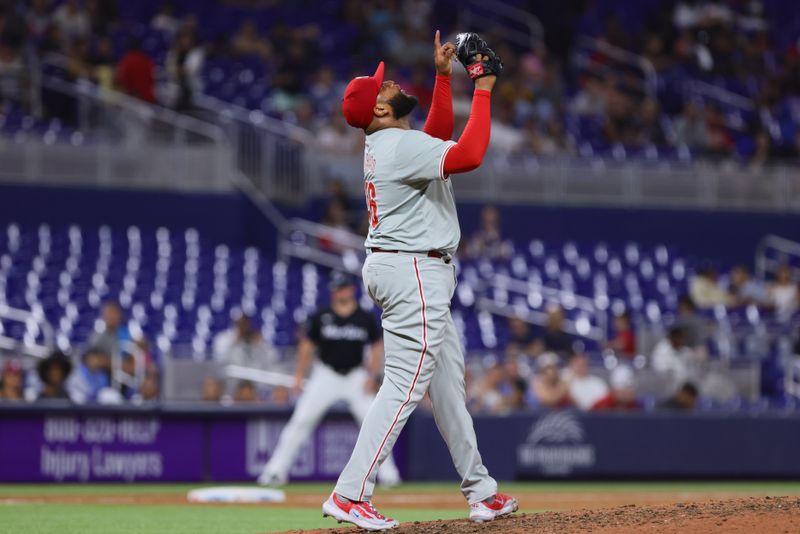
[289,496,800,534]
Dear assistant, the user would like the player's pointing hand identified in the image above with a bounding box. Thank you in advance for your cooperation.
[434,30,456,76]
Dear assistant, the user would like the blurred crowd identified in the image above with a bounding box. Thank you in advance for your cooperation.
[0,299,287,406]
[1,0,798,165]
[2,206,798,412]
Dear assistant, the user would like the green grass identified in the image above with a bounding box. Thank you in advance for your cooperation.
[0,503,468,534]
[1,482,799,533]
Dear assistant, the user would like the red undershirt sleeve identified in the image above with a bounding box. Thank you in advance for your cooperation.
[442,89,491,175]
[422,74,454,141]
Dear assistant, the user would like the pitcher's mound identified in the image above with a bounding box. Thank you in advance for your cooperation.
[291,496,800,534]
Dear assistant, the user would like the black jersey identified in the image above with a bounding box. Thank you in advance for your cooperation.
[306,306,381,374]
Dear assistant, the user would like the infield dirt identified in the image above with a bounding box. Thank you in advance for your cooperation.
[286,496,800,534]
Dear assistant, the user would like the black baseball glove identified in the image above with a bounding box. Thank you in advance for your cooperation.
[455,32,503,80]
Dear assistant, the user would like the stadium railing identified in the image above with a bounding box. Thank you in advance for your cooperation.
[0,303,53,358]
[755,235,800,280]
[459,0,544,50]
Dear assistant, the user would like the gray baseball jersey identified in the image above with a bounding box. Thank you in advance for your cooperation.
[333,125,498,505]
[363,128,460,256]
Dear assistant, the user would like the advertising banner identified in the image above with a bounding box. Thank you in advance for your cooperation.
[0,414,204,482]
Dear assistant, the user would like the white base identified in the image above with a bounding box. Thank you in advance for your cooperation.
[187,486,286,503]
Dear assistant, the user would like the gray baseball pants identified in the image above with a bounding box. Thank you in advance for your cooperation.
[334,252,497,503]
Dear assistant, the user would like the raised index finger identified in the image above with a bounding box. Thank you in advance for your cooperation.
[434,30,441,50]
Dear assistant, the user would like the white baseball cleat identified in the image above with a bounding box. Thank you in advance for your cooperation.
[469,492,519,523]
[256,471,287,487]
[322,492,399,531]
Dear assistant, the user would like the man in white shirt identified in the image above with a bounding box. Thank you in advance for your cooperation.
[563,351,609,410]
[651,326,700,389]
[213,313,277,369]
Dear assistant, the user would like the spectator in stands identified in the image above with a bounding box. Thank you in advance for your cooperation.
[213,312,276,369]
[36,351,73,401]
[232,19,272,60]
[90,35,116,91]
[750,129,773,170]
[651,327,702,389]
[309,66,343,117]
[767,265,799,322]
[531,352,569,409]
[115,38,155,103]
[571,75,608,117]
[319,199,354,250]
[51,0,90,46]
[65,38,93,83]
[270,385,290,406]
[464,205,513,260]
[593,366,640,411]
[134,369,160,404]
[606,311,636,358]
[504,377,528,413]
[674,295,708,350]
[674,102,709,150]
[703,104,735,159]
[26,0,52,39]
[0,359,24,401]
[90,301,131,362]
[233,380,259,403]
[638,98,670,147]
[505,316,537,358]
[603,85,639,145]
[533,306,574,357]
[0,42,25,107]
[659,382,699,412]
[66,348,111,404]
[201,376,224,402]
[167,29,202,111]
[689,266,732,308]
[472,363,505,414]
[489,103,525,154]
[724,265,767,307]
[318,113,362,154]
[151,3,180,36]
[271,25,319,110]
[563,351,609,411]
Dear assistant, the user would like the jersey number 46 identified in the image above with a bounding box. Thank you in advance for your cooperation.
[364,180,378,229]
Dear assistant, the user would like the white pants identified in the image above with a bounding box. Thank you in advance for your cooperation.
[261,363,401,484]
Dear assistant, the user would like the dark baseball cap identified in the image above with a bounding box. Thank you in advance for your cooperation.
[329,271,355,291]
[342,62,385,130]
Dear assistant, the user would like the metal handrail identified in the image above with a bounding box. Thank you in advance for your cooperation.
[194,94,314,144]
[755,235,800,279]
[0,304,54,358]
[575,36,658,97]
[40,75,225,142]
[462,0,544,49]
[279,218,367,275]
[685,79,755,111]
[476,273,608,342]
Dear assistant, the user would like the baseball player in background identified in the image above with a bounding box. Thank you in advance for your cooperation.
[258,272,401,487]
[321,32,518,531]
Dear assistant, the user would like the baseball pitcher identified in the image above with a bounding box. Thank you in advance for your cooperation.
[321,32,518,531]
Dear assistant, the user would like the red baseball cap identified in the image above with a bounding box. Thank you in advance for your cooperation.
[342,62,385,130]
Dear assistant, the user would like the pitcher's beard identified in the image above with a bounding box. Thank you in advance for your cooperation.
[388,92,418,119]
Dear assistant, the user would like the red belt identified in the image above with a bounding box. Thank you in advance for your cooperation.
[371,247,447,260]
